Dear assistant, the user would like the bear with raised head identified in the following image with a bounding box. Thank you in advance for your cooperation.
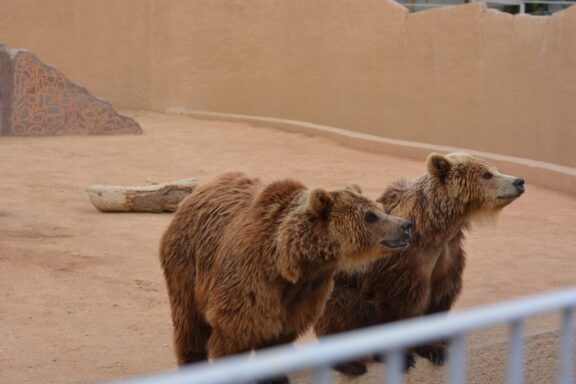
[159,172,412,383]
[314,152,525,375]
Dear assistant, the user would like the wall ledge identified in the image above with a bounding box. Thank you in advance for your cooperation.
[167,108,576,196]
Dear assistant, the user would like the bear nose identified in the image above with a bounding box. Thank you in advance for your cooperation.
[513,178,525,193]
[400,220,413,237]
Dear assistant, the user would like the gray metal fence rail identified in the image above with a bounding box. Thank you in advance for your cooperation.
[397,0,575,13]
[114,287,576,384]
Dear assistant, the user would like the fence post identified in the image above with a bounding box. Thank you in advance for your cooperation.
[507,320,524,384]
[559,308,574,384]
[449,335,466,384]
[384,349,404,384]
[312,367,332,384]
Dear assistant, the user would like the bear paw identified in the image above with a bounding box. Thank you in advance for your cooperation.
[334,361,368,376]
[415,344,448,366]
[404,352,417,372]
[372,352,416,372]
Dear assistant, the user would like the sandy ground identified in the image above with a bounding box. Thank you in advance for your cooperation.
[1,111,575,384]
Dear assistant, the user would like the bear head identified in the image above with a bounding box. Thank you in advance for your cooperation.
[277,187,412,282]
[426,152,524,221]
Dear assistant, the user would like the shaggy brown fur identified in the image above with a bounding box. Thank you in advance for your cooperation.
[159,173,412,382]
[315,153,525,375]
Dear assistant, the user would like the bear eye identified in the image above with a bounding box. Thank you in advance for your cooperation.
[365,212,379,224]
[482,171,493,180]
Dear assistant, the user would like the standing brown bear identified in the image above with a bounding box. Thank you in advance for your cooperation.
[159,172,412,383]
[315,152,525,375]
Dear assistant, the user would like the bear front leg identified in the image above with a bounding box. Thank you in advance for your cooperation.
[373,351,417,372]
[334,361,369,376]
[416,294,453,367]
[206,328,252,359]
[252,364,291,384]
[171,298,212,366]
[252,333,298,384]
[207,330,293,384]
[174,313,211,366]
[416,244,463,366]
[315,283,377,377]
[174,321,211,366]
[257,332,298,350]
[254,376,290,384]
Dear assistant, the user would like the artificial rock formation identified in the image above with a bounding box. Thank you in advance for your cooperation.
[0,43,141,136]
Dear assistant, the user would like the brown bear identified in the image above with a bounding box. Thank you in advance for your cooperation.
[314,152,525,375]
[159,172,412,383]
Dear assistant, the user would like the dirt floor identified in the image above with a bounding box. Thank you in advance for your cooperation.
[1,111,575,384]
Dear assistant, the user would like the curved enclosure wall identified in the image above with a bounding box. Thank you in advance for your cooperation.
[1,0,575,167]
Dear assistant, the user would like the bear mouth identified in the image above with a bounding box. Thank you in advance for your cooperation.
[498,185,525,200]
[380,240,410,249]
[497,191,523,200]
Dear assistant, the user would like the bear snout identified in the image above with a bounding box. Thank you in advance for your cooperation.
[400,220,413,238]
[513,178,525,194]
[380,220,412,250]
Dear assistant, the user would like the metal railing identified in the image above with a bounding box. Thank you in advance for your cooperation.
[397,0,575,13]
[113,287,576,384]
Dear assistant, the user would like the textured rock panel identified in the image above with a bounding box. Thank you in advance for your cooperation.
[0,43,141,136]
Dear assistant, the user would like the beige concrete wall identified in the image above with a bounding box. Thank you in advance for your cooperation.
[1,0,575,167]
[0,0,152,110]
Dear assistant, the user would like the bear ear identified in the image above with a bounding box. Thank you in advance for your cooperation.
[307,188,333,220]
[345,184,362,194]
[427,153,451,181]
